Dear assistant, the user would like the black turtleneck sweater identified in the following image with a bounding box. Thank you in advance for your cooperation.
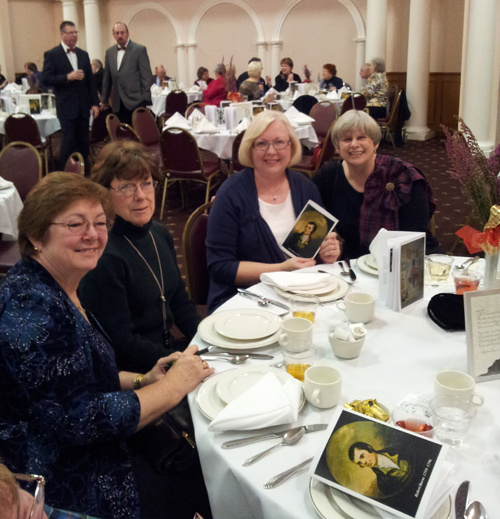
[79,216,200,373]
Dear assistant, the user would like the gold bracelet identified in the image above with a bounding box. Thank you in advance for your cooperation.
[133,374,144,390]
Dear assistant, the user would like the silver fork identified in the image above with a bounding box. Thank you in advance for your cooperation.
[263,457,314,489]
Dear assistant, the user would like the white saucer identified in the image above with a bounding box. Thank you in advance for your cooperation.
[273,276,349,302]
[357,255,379,277]
[214,309,281,341]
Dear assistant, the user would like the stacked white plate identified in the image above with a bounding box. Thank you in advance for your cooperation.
[357,254,379,277]
[272,275,350,302]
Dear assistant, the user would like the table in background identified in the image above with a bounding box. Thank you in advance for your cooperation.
[187,260,500,519]
[149,92,204,117]
[0,111,60,140]
[0,184,23,240]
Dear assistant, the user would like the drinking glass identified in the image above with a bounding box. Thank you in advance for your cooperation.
[427,254,454,282]
[452,270,481,294]
[281,342,317,382]
[391,406,434,438]
[290,294,320,323]
[429,395,477,447]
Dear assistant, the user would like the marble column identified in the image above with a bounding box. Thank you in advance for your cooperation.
[365,0,387,62]
[354,38,366,91]
[270,41,282,81]
[405,0,434,141]
[0,0,15,79]
[176,44,186,88]
[187,44,197,86]
[60,0,79,26]
[257,41,268,79]
[460,0,497,154]
[83,0,102,60]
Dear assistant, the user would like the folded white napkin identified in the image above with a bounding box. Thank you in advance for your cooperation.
[326,90,340,100]
[294,112,315,125]
[0,176,14,190]
[209,372,302,432]
[265,87,278,97]
[284,106,301,128]
[195,118,219,134]
[368,228,384,266]
[150,84,162,96]
[234,117,250,133]
[4,83,21,92]
[260,272,331,291]
[188,108,205,124]
[188,85,202,93]
[164,112,191,130]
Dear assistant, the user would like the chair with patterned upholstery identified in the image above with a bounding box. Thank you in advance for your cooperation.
[4,113,51,174]
[340,93,367,115]
[309,101,337,144]
[229,131,245,176]
[159,127,222,219]
[165,90,188,121]
[64,152,85,175]
[182,201,213,305]
[0,141,42,200]
[132,107,161,160]
[106,113,120,141]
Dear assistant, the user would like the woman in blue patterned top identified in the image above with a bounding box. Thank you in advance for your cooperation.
[0,173,214,519]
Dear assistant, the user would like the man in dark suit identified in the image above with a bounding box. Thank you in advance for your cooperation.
[43,21,99,170]
[151,65,171,87]
[101,22,152,125]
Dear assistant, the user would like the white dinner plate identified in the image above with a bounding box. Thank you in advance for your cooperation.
[330,488,377,519]
[216,365,290,404]
[365,254,378,269]
[196,368,305,421]
[273,276,349,303]
[198,310,281,350]
[357,255,379,277]
[309,479,451,519]
[214,309,281,341]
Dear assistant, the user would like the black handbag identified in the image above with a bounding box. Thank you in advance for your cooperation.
[427,293,465,331]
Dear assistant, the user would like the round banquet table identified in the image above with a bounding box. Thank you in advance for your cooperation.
[0,111,60,140]
[0,183,23,240]
[187,260,500,519]
[149,92,203,117]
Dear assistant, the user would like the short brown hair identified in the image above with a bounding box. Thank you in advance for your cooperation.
[238,111,301,168]
[18,173,114,258]
[280,57,294,69]
[323,63,337,77]
[91,140,161,188]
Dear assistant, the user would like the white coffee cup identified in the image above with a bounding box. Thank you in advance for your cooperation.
[337,293,375,324]
[434,370,484,406]
[279,317,313,349]
[304,365,342,409]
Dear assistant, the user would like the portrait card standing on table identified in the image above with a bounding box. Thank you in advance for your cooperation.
[464,288,500,381]
[310,408,449,519]
[281,200,338,259]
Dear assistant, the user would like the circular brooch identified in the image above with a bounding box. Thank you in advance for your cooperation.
[386,182,395,191]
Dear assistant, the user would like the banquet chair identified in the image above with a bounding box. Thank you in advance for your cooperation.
[0,141,42,200]
[116,124,140,142]
[309,101,337,144]
[376,85,399,124]
[132,107,161,160]
[294,123,338,177]
[182,201,213,305]
[229,131,245,176]
[292,95,318,115]
[106,113,120,141]
[340,93,367,115]
[159,127,222,219]
[185,103,206,119]
[4,113,51,175]
[89,106,112,161]
[377,90,403,149]
[0,240,22,276]
[165,90,188,121]
[64,152,84,175]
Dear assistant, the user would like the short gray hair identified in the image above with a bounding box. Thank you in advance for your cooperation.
[238,111,302,168]
[371,57,386,73]
[214,63,225,75]
[331,110,382,150]
[247,61,263,79]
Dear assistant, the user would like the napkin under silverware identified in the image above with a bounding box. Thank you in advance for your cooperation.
[260,272,332,292]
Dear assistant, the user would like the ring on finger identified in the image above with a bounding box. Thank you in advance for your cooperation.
[201,360,208,368]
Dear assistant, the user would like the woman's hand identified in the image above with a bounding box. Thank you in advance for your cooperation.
[287,73,294,82]
[281,256,316,271]
[319,232,341,264]
[141,352,182,387]
[266,75,272,86]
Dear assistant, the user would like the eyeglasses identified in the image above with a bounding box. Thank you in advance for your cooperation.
[13,473,46,519]
[109,180,158,198]
[50,218,113,234]
[252,140,290,151]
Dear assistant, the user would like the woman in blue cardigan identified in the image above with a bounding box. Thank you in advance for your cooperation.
[206,111,341,312]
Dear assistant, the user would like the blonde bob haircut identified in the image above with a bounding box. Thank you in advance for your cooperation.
[247,61,263,79]
[331,110,382,150]
[238,111,302,169]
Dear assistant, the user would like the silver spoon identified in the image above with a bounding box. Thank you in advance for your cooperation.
[205,355,250,365]
[243,428,305,466]
[456,256,479,270]
[466,501,488,519]
[339,262,350,277]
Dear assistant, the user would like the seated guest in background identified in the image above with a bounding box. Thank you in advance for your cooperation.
[206,111,340,312]
[0,172,214,519]
[236,57,271,91]
[320,63,343,91]
[359,62,372,82]
[312,110,440,260]
[80,141,201,374]
[0,64,7,90]
[202,63,228,106]
[239,61,266,101]
[274,57,301,92]
[24,62,46,92]
[91,58,104,97]
[194,66,213,87]
[361,57,389,120]
[152,64,170,86]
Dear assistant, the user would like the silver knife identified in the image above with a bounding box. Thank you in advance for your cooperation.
[344,259,357,282]
[202,352,274,360]
[237,289,291,312]
[221,424,327,449]
[455,481,470,519]
[264,457,314,489]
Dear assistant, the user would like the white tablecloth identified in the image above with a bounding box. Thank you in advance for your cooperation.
[0,111,60,139]
[149,92,204,117]
[189,124,318,160]
[187,260,500,519]
[0,184,23,239]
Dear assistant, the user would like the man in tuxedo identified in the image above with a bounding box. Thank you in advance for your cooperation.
[43,21,99,170]
[101,22,152,125]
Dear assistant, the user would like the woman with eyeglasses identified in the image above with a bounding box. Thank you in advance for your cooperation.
[0,173,214,519]
[206,111,341,312]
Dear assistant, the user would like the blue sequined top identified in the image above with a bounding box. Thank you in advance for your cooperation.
[0,258,141,519]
